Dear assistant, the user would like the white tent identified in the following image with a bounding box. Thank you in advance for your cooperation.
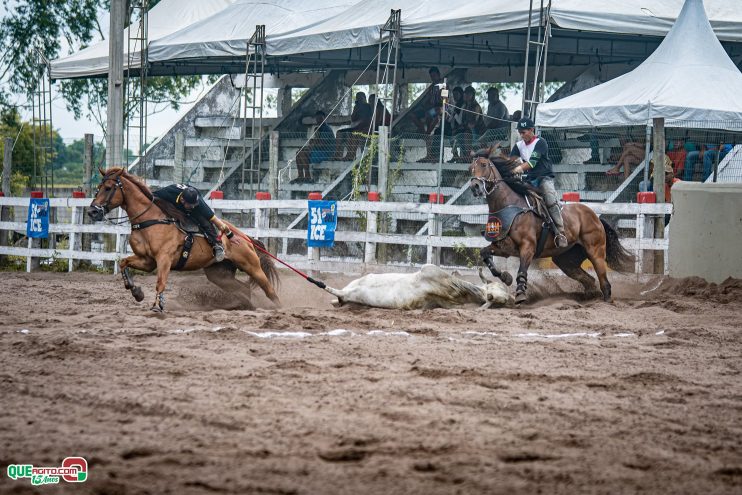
[536,0,742,127]
[50,0,236,79]
[266,0,742,57]
[148,0,356,63]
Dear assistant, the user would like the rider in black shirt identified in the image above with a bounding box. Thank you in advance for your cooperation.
[152,184,230,261]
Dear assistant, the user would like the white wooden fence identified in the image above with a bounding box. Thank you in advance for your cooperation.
[0,197,672,274]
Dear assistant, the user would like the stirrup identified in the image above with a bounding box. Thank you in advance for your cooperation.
[555,233,568,248]
[213,245,225,262]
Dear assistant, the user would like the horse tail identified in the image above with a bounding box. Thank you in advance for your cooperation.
[601,218,635,272]
[250,237,281,291]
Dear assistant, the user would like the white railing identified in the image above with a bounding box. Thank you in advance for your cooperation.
[0,197,672,274]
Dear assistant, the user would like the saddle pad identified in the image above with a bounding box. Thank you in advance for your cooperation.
[484,205,529,242]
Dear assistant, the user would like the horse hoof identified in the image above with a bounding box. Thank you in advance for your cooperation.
[150,306,163,313]
[515,292,527,305]
[500,272,513,286]
[131,286,144,302]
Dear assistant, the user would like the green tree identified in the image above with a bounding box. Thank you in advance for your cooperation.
[0,0,205,134]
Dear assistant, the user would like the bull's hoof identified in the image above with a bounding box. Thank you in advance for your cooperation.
[514,292,528,305]
[500,271,513,286]
[131,286,144,302]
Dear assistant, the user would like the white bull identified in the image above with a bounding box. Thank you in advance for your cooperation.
[325,264,512,310]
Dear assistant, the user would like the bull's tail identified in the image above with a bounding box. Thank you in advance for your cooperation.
[601,218,635,272]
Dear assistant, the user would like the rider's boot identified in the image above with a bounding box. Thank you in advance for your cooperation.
[203,223,226,262]
[547,203,568,248]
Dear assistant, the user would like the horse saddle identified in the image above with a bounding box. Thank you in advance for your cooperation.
[153,198,204,235]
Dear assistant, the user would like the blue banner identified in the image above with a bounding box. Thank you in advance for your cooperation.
[307,200,337,248]
[26,198,50,239]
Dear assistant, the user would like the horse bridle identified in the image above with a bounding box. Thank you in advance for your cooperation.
[92,174,154,225]
[469,158,505,196]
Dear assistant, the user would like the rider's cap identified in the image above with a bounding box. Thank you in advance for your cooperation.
[517,117,536,130]
[182,186,199,204]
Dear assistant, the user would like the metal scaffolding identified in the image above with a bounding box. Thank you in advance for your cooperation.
[522,0,553,119]
[31,48,54,197]
[125,0,149,180]
[240,25,266,199]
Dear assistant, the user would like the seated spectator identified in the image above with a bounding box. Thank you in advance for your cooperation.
[511,110,522,122]
[451,86,485,162]
[478,87,510,148]
[333,91,373,161]
[413,67,444,162]
[292,111,334,184]
[666,139,687,178]
[446,86,465,161]
[606,139,645,179]
[367,94,392,132]
[683,142,732,182]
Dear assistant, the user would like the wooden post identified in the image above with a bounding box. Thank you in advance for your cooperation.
[79,134,94,267]
[106,0,125,168]
[268,131,279,253]
[1,138,12,247]
[377,126,390,263]
[364,210,377,264]
[652,117,666,274]
[509,121,518,148]
[173,131,185,183]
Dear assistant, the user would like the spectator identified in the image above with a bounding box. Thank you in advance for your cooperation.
[292,111,334,184]
[413,67,444,162]
[666,138,687,178]
[683,142,732,182]
[454,86,485,161]
[511,110,522,122]
[446,87,465,161]
[606,138,645,179]
[478,87,510,147]
[367,94,392,132]
[333,91,373,161]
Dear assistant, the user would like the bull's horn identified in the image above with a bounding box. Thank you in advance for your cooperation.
[478,267,491,284]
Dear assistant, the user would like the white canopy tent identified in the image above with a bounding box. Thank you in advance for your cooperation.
[536,0,742,127]
[148,0,356,63]
[50,0,236,79]
[51,0,742,79]
[266,0,742,57]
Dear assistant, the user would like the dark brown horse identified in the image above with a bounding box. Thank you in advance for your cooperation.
[88,167,280,311]
[469,153,634,303]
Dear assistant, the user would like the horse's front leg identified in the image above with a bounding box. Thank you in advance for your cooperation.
[480,245,513,286]
[151,255,173,312]
[120,255,155,302]
[515,245,536,305]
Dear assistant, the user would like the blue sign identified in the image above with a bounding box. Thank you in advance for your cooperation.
[26,198,50,239]
[307,200,337,248]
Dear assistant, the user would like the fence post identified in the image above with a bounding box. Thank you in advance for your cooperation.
[79,135,94,267]
[652,117,666,274]
[426,198,441,265]
[365,193,380,264]
[1,137,12,248]
[268,131,279,253]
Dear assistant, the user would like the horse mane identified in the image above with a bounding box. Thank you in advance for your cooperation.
[474,148,541,197]
[104,167,154,200]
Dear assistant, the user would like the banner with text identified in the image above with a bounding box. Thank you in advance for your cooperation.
[307,200,337,248]
[26,198,50,239]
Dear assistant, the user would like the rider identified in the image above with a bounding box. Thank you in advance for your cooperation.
[510,117,568,248]
[152,184,230,262]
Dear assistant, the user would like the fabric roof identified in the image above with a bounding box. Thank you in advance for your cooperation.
[266,0,742,56]
[148,0,356,63]
[536,0,742,127]
[50,0,235,79]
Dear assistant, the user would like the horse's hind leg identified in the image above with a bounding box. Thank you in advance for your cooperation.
[583,243,612,302]
[481,246,512,286]
[204,262,255,310]
[230,249,281,307]
[120,254,155,302]
[552,246,600,298]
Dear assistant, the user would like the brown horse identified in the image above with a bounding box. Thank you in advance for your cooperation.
[469,153,634,304]
[88,167,281,311]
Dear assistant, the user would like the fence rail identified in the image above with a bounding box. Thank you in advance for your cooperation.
[0,197,672,274]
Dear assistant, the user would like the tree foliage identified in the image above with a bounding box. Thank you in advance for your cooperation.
[0,0,204,135]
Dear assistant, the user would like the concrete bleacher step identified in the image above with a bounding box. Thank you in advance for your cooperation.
[155,158,241,170]
[194,116,281,128]
[146,179,215,191]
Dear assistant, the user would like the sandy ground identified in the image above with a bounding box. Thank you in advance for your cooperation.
[1,267,741,495]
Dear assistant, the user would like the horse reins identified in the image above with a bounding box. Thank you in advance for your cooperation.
[92,174,156,225]
[470,158,505,196]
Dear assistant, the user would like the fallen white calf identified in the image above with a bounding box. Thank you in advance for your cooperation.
[325,264,512,310]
